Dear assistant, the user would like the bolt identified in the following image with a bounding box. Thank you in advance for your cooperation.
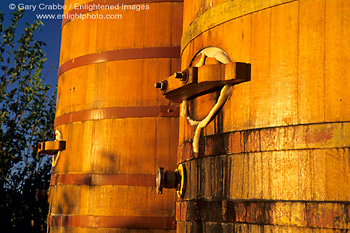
[154,81,166,91]
[175,71,188,82]
[174,72,183,79]
[157,188,163,194]
[155,82,162,89]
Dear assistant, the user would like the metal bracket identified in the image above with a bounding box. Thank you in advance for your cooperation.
[155,62,251,102]
[37,141,66,155]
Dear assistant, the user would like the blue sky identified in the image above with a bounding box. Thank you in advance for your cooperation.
[1,0,65,88]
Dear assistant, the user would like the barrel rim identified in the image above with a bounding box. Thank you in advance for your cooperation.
[181,0,296,53]
[62,0,184,29]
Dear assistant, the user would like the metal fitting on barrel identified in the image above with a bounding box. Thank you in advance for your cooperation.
[156,164,186,198]
[154,80,167,91]
[174,71,188,82]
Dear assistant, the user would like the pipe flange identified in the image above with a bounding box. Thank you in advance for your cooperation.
[175,164,186,198]
[156,167,165,194]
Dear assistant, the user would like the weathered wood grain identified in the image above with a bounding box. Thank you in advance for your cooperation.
[178,0,350,232]
[50,0,182,232]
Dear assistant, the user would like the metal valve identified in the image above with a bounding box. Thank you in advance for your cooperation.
[156,164,186,198]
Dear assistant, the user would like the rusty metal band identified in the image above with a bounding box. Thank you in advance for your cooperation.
[58,47,181,77]
[54,105,179,127]
[176,200,350,230]
[178,121,350,162]
[62,0,183,28]
[48,215,175,229]
[50,173,156,186]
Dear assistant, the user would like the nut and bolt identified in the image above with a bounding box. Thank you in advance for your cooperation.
[154,81,167,91]
[174,71,187,81]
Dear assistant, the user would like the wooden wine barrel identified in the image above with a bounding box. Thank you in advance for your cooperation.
[47,0,183,232]
[176,0,350,232]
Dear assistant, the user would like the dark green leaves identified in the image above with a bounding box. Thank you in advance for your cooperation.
[0,9,55,233]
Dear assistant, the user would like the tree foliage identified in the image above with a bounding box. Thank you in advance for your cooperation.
[0,9,56,232]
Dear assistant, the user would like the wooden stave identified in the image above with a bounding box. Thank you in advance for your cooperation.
[59,2,183,65]
[55,59,180,118]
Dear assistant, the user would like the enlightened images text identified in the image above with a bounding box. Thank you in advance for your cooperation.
[17,3,150,12]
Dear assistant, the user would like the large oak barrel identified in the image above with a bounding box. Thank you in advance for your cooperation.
[47,0,183,232]
[177,0,350,232]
